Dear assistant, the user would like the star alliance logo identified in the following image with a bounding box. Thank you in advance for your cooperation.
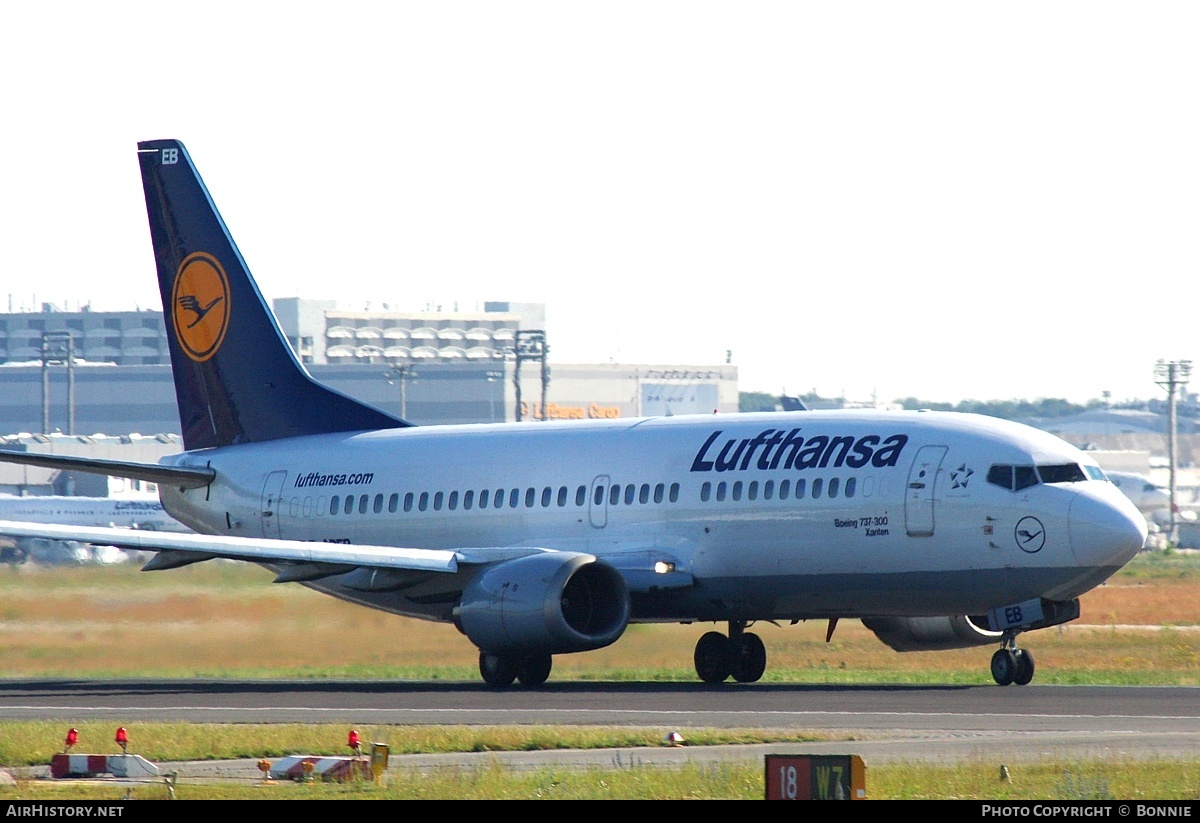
[950,464,974,489]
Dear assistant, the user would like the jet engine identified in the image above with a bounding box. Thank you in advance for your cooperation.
[455,552,631,656]
[861,615,1003,652]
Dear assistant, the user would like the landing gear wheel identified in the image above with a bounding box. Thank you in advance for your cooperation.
[694,631,732,684]
[517,653,553,687]
[1013,648,1035,686]
[991,648,1017,686]
[479,652,518,687]
[731,632,767,683]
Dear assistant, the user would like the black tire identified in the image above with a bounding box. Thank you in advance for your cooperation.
[694,631,732,684]
[479,652,518,687]
[731,632,767,683]
[991,648,1016,686]
[1013,648,1035,686]
[517,653,553,687]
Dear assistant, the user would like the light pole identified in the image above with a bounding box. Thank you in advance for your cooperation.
[384,364,417,419]
[485,369,503,422]
[513,330,549,422]
[1154,359,1192,539]
[40,331,75,435]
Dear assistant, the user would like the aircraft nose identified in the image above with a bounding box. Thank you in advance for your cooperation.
[1069,489,1148,565]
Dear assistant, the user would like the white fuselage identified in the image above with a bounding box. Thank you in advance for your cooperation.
[158,409,1146,625]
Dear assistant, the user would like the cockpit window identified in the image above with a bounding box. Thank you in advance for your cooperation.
[1037,463,1087,484]
[987,465,1014,489]
[1014,466,1039,490]
[1084,465,1106,481]
[988,462,1091,491]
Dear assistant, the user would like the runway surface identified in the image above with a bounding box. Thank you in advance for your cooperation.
[4,679,1200,776]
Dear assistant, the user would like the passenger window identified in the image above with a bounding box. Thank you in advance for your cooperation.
[639,484,650,504]
[388,493,399,513]
[418,492,429,512]
[344,496,354,515]
[828,478,839,498]
[624,485,635,505]
[358,494,369,514]
[433,491,444,511]
[779,479,790,499]
[764,480,775,500]
[494,489,505,509]
[811,479,823,499]
[541,487,551,507]
[479,489,490,508]
[794,479,805,499]
[669,482,679,503]
[404,492,414,512]
[463,490,474,510]
[653,483,664,504]
[329,495,340,515]
[732,481,743,501]
[557,486,568,507]
[576,485,587,506]
[748,481,758,501]
[448,490,458,510]
[610,485,621,505]
[700,482,712,502]
[523,488,535,508]
[844,477,857,498]
[509,489,520,508]
[373,494,384,514]
[716,482,727,502]
[594,485,605,506]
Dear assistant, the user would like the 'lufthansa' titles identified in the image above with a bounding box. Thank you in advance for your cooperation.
[690,429,908,473]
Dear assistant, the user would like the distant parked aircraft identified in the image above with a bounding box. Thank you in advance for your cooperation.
[0,494,189,565]
[1106,472,1173,523]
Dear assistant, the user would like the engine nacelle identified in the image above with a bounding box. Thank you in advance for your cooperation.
[861,615,1003,652]
[454,552,631,656]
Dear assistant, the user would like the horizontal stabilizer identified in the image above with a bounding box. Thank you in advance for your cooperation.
[0,450,213,489]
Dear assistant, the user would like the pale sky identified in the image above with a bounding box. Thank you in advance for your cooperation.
[2,2,1198,405]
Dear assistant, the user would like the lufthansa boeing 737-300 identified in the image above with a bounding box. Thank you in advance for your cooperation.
[0,140,1148,687]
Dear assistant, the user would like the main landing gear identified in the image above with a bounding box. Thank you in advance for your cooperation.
[479,651,554,687]
[990,633,1035,686]
[693,620,767,684]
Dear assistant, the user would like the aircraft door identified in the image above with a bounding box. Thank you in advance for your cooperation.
[905,446,947,537]
[261,471,287,539]
[589,474,609,528]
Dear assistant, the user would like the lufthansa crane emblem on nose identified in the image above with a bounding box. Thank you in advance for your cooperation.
[172,252,231,362]
[1014,516,1045,553]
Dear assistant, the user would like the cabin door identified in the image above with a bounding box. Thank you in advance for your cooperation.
[904,446,947,537]
[261,471,287,539]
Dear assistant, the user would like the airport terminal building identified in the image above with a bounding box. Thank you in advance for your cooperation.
[0,300,738,494]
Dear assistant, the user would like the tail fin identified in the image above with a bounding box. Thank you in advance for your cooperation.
[137,139,409,450]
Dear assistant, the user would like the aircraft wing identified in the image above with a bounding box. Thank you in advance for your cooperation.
[0,519,458,573]
[0,519,695,592]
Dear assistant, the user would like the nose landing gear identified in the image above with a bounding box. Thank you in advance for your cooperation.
[990,634,1035,686]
